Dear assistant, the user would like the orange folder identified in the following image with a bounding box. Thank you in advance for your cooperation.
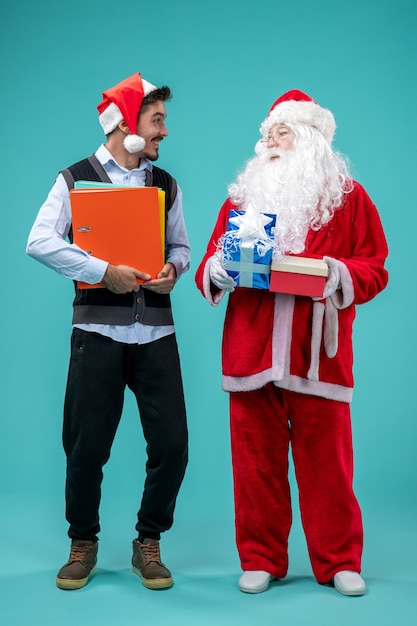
[70,186,165,289]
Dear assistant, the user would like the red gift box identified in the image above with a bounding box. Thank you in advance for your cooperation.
[269,256,328,297]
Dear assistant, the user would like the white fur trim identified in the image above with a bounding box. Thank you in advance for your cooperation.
[278,376,353,403]
[99,102,123,134]
[273,292,294,380]
[264,100,336,143]
[308,302,325,381]
[222,371,353,402]
[142,79,157,96]
[324,298,339,359]
[123,134,146,153]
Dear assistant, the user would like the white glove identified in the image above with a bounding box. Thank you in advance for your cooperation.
[209,255,237,292]
[313,257,341,300]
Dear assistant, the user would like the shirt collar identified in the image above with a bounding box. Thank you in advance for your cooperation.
[95,144,151,173]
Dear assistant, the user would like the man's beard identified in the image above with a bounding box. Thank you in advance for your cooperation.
[228,143,347,254]
[144,152,159,162]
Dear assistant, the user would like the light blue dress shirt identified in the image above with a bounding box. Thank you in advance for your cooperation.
[27,145,190,345]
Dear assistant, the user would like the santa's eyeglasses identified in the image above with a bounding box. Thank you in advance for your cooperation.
[260,127,293,144]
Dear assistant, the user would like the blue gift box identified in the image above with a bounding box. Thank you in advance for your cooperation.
[222,210,276,289]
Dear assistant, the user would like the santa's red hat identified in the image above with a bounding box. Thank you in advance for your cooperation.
[261,89,336,143]
[97,72,157,153]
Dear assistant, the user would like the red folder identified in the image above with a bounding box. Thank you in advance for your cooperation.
[70,186,164,289]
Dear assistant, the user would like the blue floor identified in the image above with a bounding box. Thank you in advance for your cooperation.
[1,491,416,626]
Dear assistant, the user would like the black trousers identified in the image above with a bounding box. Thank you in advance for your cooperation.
[63,328,188,542]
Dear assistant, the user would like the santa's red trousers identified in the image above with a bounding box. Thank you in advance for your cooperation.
[229,384,363,584]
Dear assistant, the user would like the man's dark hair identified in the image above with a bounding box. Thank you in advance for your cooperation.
[142,86,172,107]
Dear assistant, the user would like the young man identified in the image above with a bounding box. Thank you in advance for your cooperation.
[27,72,189,591]
[195,90,388,596]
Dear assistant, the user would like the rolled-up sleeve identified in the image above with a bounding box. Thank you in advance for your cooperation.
[26,173,108,284]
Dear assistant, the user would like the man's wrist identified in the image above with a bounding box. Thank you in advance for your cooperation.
[102,263,115,286]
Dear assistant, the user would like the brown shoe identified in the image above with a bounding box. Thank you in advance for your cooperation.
[132,538,173,589]
[56,539,98,590]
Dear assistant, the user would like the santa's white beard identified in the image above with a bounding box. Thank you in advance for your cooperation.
[228,145,347,254]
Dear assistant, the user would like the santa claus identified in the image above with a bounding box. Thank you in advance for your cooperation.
[195,90,388,596]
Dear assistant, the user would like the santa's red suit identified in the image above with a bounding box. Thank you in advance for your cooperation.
[195,181,388,583]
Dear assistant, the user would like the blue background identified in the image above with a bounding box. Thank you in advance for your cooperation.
[1,0,416,624]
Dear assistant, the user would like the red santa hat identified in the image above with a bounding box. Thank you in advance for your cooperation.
[262,89,336,143]
[97,72,157,153]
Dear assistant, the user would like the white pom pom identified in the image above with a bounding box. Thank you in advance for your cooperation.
[124,134,146,153]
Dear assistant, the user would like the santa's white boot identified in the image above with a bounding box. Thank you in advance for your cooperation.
[239,570,272,593]
[333,570,366,596]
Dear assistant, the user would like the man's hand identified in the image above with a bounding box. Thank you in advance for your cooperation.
[103,264,151,294]
[142,263,177,294]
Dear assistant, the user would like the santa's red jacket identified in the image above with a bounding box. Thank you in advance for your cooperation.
[195,181,388,403]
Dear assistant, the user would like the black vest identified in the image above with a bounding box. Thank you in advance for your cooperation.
[61,154,177,326]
